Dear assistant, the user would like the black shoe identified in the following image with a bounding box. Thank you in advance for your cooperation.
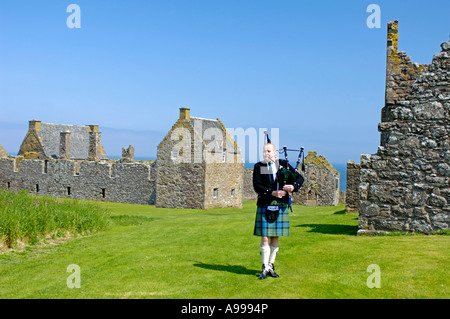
[268,263,279,278]
[258,264,270,280]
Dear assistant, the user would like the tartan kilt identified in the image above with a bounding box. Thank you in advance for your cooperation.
[253,204,290,237]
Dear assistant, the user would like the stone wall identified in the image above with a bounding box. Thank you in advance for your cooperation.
[204,162,243,209]
[0,157,156,205]
[1,108,244,210]
[0,144,8,158]
[293,151,340,206]
[18,120,107,161]
[338,191,346,204]
[243,168,257,201]
[155,114,207,209]
[345,160,360,213]
[358,21,450,234]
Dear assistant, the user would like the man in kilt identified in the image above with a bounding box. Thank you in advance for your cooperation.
[253,143,304,279]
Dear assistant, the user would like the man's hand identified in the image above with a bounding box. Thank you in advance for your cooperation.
[271,190,286,198]
[283,185,294,192]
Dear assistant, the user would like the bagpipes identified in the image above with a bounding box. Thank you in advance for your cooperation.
[265,131,305,211]
[278,145,305,184]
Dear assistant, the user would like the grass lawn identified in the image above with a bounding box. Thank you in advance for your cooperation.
[0,200,448,299]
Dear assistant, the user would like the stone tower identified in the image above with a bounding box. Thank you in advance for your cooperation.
[358,21,450,234]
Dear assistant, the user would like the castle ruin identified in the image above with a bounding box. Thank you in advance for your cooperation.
[0,108,244,209]
[0,109,341,209]
[354,21,450,234]
[291,151,340,206]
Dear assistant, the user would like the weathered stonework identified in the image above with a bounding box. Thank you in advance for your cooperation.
[0,144,8,158]
[243,168,257,201]
[358,21,450,234]
[292,151,340,206]
[18,120,107,160]
[0,108,243,209]
[345,160,360,213]
[155,108,244,209]
[204,162,243,209]
[0,157,156,205]
[120,145,135,163]
[59,131,71,160]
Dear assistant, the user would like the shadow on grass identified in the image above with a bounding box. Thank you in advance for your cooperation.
[333,209,346,215]
[193,262,259,277]
[295,224,358,236]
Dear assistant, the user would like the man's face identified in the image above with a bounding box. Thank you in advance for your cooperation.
[263,144,276,163]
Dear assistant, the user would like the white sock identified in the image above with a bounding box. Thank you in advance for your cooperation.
[269,245,279,265]
[260,245,270,267]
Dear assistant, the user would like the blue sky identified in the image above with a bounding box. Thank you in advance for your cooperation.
[1,0,449,166]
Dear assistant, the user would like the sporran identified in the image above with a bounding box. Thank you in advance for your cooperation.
[265,205,280,223]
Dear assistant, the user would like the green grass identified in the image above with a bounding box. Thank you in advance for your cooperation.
[0,199,448,299]
[0,188,110,249]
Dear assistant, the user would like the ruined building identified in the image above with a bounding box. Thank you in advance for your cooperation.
[18,120,108,160]
[0,120,156,205]
[156,108,244,209]
[355,21,450,234]
[0,108,243,209]
[292,151,340,206]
